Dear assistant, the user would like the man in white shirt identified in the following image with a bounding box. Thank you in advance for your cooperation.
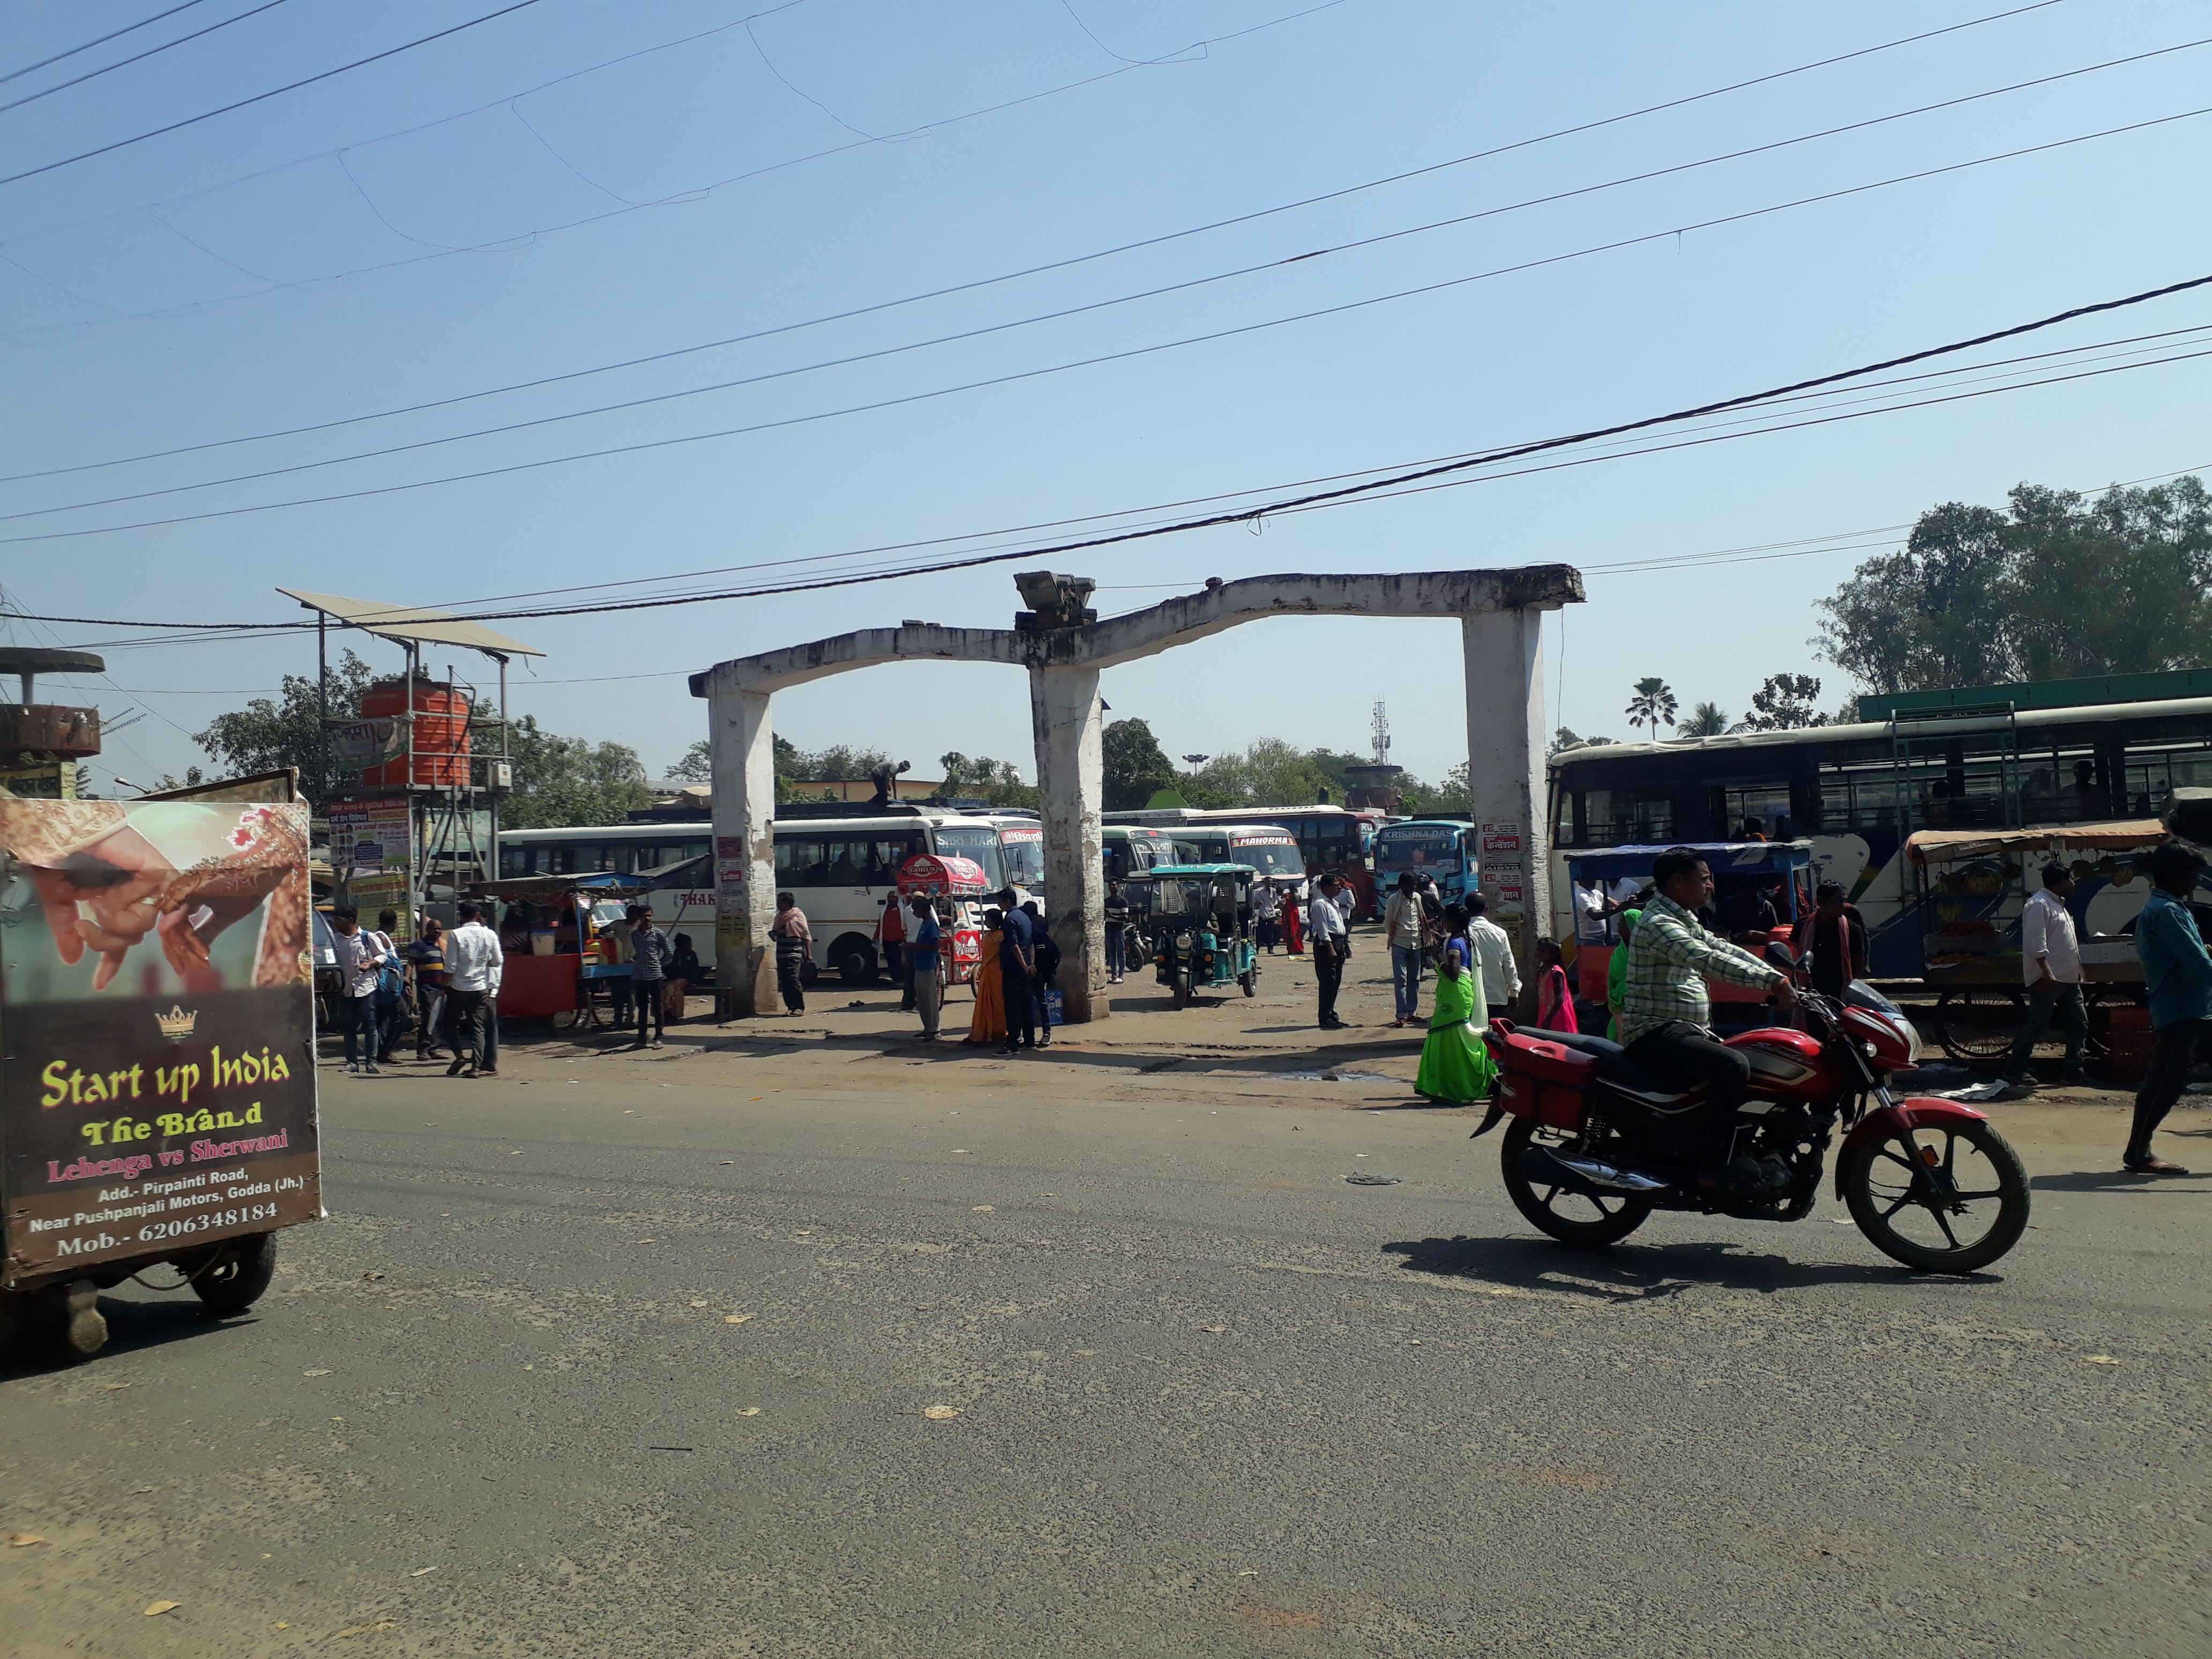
[1465,894,1522,1018]
[1307,875,1351,1030]
[2005,863,2087,1087]
[1383,873,1428,1027]
[444,900,505,1079]
[1573,873,1617,948]
[328,906,389,1075]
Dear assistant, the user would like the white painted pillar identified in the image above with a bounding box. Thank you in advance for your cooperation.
[1027,662,1106,1023]
[708,684,779,1019]
[1460,608,1551,1002]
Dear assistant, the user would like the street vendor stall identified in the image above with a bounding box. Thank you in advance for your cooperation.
[1907,819,2162,1061]
[895,853,987,988]
[468,870,664,1025]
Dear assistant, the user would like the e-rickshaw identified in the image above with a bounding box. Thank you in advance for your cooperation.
[895,853,988,988]
[1123,862,1261,1007]
[1907,818,2162,1063]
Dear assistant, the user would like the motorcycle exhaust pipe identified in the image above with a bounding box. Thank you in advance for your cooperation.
[1519,1144,1673,1197]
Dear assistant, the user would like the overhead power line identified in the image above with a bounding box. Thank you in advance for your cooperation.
[0,0,213,86]
[9,107,2207,548]
[4,0,2081,482]
[16,38,2203,522]
[11,271,2209,640]
[0,0,293,118]
[0,0,547,189]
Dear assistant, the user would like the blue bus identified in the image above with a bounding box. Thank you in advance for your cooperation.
[1373,819,1477,903]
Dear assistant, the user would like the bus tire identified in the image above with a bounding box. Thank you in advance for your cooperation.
[832,936,878,987]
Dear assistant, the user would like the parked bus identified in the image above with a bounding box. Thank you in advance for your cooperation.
[1103,825,1175,881]
[1373,819,1477,904]
[1103,804,1384,915]
[497,806,1013,985]
[1546,671,2212,978]
[978,811,1044,906]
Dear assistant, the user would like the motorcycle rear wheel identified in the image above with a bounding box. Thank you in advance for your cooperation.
[1840,1117,2029,1273]
[1499,1118,1652,1246]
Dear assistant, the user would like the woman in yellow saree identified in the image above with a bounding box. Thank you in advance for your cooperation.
[965,913,1008,1046]
[1415,918,1498,1103]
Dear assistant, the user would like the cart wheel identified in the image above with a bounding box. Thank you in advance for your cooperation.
[1239,970,1256,997]
[1933,988,2026,1064]
[193,1233,277,1318]
[63,1279,107,1357]
[549,1006,581,1031]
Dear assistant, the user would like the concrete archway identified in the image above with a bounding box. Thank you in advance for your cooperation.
[690,565,1584,1021]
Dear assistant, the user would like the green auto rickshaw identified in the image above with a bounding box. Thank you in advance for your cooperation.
[1123,862,1261,1007]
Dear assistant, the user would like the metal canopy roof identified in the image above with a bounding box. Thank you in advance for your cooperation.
[278,589,544,658]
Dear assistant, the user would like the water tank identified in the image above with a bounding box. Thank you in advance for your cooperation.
[358,679,470,787]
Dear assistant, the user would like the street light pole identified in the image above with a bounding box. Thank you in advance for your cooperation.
[1181,753,1209,780]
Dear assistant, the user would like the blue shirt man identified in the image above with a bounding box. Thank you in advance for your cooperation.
[2127,845,2212,1173]
[996,890,1038,1053]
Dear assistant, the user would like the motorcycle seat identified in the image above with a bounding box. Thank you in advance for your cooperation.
[1525,1028,1697,1098]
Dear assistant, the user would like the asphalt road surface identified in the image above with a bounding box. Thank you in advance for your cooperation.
[4,964,2208,1658]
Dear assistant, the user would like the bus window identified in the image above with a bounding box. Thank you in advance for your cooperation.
[774,836,828,886]
[930,826,1008,891]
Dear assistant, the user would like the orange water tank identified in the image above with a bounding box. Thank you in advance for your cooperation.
[360,679,470,786]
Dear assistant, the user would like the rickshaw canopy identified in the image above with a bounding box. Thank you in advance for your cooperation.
[1906,818,2166,863]
[896,852,990,896]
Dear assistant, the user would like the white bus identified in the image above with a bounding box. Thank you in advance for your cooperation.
[497,808,1013,985]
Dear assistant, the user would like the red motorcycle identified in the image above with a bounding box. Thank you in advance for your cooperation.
[1475,985,2030,1274]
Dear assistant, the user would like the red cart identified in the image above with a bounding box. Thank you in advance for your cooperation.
[896,854,987,987]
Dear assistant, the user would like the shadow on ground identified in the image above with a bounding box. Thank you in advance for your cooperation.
[1380,1231,2000,1299]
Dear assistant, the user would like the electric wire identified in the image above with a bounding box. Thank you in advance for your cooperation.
[0,0,293,118]
[0,0,547,189]
[1,0,2081,483]
[9,106,2207,550]
[12,272,2209,646]
[15,40,2202,525]
[0,0,213,86]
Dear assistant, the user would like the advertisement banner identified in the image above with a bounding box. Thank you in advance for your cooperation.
[324,716,409,772]
[327,798,411,913]
[1,797,320,1284]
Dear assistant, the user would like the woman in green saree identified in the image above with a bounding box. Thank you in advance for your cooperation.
[1415,911,1498,1104]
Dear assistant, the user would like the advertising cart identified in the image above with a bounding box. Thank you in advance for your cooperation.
[471,870,664,1027]
[1907,819,2161,1063]
[1,794,321,1359]
[895,854,987,988]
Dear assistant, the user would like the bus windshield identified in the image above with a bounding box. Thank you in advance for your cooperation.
[997,826,1044,886]
[931,825,1009,891]
[1376,826,1464,877]
[1228,835,1305,880]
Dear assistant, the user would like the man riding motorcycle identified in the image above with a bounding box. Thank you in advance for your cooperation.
[1613,845,1797,1189]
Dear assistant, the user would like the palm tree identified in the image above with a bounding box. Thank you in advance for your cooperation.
[1624,677,1678,742]
[1680,700,1728,737]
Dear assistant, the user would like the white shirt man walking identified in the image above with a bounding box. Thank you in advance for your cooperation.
[445,901,505,1078]
[2005,863,2087,1087]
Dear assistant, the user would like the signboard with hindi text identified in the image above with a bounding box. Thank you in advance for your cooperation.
[1,796,322,1286]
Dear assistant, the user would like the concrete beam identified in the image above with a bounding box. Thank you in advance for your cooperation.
[690,625,1023,698]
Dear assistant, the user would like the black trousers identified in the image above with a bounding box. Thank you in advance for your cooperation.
[2006,979,2088,1075]
[775,940,806,1011]
[1314,938,1346,1023]
[632,977,665,1041]
[2129,1017,2205,1162]
[1622,1020,1752,1161]
[448,989,489,1067]
[1003,961,1036,1048]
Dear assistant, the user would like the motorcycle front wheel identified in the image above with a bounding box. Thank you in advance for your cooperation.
[1499,1117,1651,1246]
[1840,1117,2029,1274]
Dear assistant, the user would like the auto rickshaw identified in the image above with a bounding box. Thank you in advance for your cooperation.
[1125,862,1260,1006]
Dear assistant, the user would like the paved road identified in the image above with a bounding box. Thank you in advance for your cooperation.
[4,976,2208,1657]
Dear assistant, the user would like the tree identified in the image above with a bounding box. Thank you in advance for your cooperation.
[500,716,653,828]
[1733,673,1829,732]
[667,739,712,782]
[1817,475,2212,692]
[1623,677,1677,742]
[1102,718,1179,811]
[194,648,379,811]
[935,751,1038,808]
[1549,728,1615,757]
[1680,701,1729,737]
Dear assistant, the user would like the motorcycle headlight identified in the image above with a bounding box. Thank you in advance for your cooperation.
[1176,932,1194,951]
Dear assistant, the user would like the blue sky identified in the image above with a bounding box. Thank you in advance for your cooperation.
[3,0,2208,790]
